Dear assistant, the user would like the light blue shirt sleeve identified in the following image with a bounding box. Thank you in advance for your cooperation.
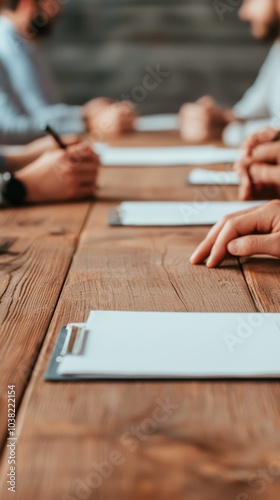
[233,42,280,120]
[0,17,86,145]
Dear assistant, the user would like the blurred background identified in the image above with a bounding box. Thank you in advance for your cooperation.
[42,0,271,115]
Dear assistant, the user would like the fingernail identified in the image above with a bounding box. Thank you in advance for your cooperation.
[206,257,214,268]
[228,240,239,254]
[189,252,197,264]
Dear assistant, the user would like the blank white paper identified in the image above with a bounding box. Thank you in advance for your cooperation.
[58,311,280,379]
[188,169,239,186]
[98,145,241,167]
[111,201,264,226]
[135,114,179,132]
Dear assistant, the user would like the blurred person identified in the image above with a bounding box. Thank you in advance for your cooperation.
[0,138,100,205]
[180,0,280,146]
[235,128,280,200]
[190,201,280,268]
[0,0,136,144]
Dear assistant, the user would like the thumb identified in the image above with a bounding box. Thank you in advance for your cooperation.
[250,164,280,185]
[228,234,279,258]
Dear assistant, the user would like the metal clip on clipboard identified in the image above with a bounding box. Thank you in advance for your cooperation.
[45,323,88,381]
[57,324,87,361]
[108,207,122,226]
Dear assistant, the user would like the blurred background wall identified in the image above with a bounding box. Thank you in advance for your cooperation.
[42,0,271,115]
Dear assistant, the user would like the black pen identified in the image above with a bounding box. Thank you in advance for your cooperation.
[44,124,67,149]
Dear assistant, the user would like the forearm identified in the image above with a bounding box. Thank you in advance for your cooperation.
[4,149,34,171]
[0,105,86,145]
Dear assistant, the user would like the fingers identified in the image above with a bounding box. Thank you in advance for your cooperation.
[71,185,95,200]
[196,96,216,108]
[235,154,253,200]
[228,233,280,258]
[67,144,100,164]
[189,210,248,265]
[61,134,82,146]
[204,210,263,267]
[243,128,279,156]
[235,141,280,200]
[98,104,135,134]
[251,142,280,164]
[190,204,270,268]
[238,168,253,201]
[250,163,280,185]
[70,165,99,182]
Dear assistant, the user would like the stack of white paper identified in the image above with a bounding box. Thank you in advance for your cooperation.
[135,114,179,132]
[111,201,264,226]
[188,169,239,186]
[97,145,241,167]
[57,311,280,379]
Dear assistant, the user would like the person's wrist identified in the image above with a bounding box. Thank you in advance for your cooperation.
[15,170,37,203]
[1,172,27,206]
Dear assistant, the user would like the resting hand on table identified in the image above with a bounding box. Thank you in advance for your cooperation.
[242,127,280,157]
[179,96,232,143]
[15,143,99,203]
[84,98,136,136]
[235,130,280,200]
[190,201,280,268]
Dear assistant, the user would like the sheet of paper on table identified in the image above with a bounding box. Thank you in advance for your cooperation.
[188,168,239,186]
[95,145,241,167]
[135,114,179,132]
[109,201,264,226]
[57,311,280,379]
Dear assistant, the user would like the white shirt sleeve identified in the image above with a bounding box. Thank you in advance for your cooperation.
[233,44,278,120]
[223,119,275,147]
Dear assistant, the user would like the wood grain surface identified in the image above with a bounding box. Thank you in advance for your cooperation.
[0,203,90,447]
[0,133,280,500]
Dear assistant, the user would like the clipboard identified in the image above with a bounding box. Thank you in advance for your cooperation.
[108,201,264,227]
[45,311,280,381]
[188,169,239,186]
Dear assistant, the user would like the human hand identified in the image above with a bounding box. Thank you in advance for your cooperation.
[85,100,136,136]
[15,143,99,203]
[242,127,280,157]
[190,201,280,268]
[179,96,231,143]
[235,139,280,200]
[5,134,82,170]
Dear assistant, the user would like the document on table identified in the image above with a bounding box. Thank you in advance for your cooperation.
[49,311,280,379]
[109,201,264,226]
[188,168,239,186]
[97,145,241,167]
[135,114,179,132]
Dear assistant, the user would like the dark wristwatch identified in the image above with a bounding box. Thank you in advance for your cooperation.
[1,172,27,206]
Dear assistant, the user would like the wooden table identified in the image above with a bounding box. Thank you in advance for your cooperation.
[0,132,280,500]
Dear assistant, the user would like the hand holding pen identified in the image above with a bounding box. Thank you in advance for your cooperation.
[44,124,68,150]
[42,123,100,196]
